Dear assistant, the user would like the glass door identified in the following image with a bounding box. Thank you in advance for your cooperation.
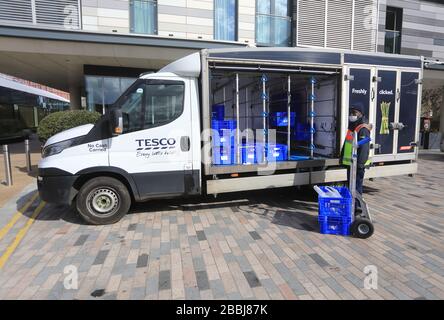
[397,72,420,154]
[374,70,397,155]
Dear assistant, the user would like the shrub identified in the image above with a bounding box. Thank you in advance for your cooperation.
[37,110,102,142]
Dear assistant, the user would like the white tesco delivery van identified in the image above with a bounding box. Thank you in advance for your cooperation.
[38,48,423,224]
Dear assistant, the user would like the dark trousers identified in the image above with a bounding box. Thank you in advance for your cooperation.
[347,166,365,195]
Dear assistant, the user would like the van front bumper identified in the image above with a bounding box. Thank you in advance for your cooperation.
[37,168,79,205]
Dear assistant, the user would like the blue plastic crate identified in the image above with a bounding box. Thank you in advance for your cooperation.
[213,146,235,165]
[241,145,257,164]
[270,112,295,127]
[318,186,352,219]
[211,104,225,120]
[255,143,288,162]
[212,129,235,148]
[211,119,237,130]
[266,144,288,162]
[318,216,352,236]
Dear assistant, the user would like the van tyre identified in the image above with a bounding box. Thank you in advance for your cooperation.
[351,217,374,239]
[76,177,131,225]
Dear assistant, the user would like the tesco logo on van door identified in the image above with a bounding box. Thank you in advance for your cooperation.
[135,138,176,150]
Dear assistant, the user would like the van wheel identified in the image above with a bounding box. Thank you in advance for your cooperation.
[76,177,131,225]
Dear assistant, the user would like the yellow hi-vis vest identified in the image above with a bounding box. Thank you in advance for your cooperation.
[342,123,372,167]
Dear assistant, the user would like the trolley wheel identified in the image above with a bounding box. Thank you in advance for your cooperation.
[351,217,374,239]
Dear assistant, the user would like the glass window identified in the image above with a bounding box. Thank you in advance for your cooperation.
[144,82,184,128]
[85,76,104,114]
[103,77,121,107]
[384,6,402,54]
[117,80,185,133]
[256,0,291,46]
[120,82,145,133]
[130,0,157,35]
[274,0,288,16]
[257,1,270,14]
[214,0,237,41]
[85,76,136,114]
[385,10,395,31]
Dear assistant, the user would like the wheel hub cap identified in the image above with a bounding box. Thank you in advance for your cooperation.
[358,223,370,234]
[90,188,119,214]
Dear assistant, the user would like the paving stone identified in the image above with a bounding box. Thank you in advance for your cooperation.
[73,235,89,246]
[130,286,146,300]
[209,279,226,299]
[158,270,171,291]
[192,257,206,272]
[93,250,109,265]
[137,254,149,268]
[196,231,207,241]
[243,271,261,288]
[185,286,201,300]
[195,270,210,291]
[127,224,137,231]
[308,253,330,268]
[249,231,262,240]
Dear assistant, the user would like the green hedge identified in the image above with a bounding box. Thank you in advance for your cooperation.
[37,110,102,142]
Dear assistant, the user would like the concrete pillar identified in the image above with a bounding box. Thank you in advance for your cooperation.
[440,87,444,152]
[69,85,82,110]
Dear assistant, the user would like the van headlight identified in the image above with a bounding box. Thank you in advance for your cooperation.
[42,136,85,158]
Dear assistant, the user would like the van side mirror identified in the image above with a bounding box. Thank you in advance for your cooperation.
[109,108,123,136]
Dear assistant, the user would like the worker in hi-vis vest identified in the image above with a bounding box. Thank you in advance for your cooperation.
[341,102,372,194]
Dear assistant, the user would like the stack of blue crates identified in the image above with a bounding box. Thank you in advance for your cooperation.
[211,103,289,165]
[317,186,353,236]
[212,118,236,165]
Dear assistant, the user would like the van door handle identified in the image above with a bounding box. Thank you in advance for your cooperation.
[180,136,190,152]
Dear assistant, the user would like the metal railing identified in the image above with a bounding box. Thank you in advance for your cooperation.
[2,139,33,187]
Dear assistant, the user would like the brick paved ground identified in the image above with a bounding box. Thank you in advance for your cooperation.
[0,151,443,300]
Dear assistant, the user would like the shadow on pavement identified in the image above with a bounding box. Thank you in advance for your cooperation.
[362,185,380,194]
[419,152,444,162]
[17,190,87,225]
[15,185,370,233]
[133,186,321,233]
[15,164,39,178]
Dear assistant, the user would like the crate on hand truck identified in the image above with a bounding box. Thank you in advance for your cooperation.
[316,186,353,236]
[313,131,374,238]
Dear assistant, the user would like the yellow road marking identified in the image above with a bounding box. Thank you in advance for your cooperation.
[0,192,39,241]
[0,200,46,269]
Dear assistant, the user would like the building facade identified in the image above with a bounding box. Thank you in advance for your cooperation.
[0,0,443,117]
[377,0,444,59]
[0,0,383,50]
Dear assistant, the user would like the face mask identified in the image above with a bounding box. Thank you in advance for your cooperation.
[349,115,358,122]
